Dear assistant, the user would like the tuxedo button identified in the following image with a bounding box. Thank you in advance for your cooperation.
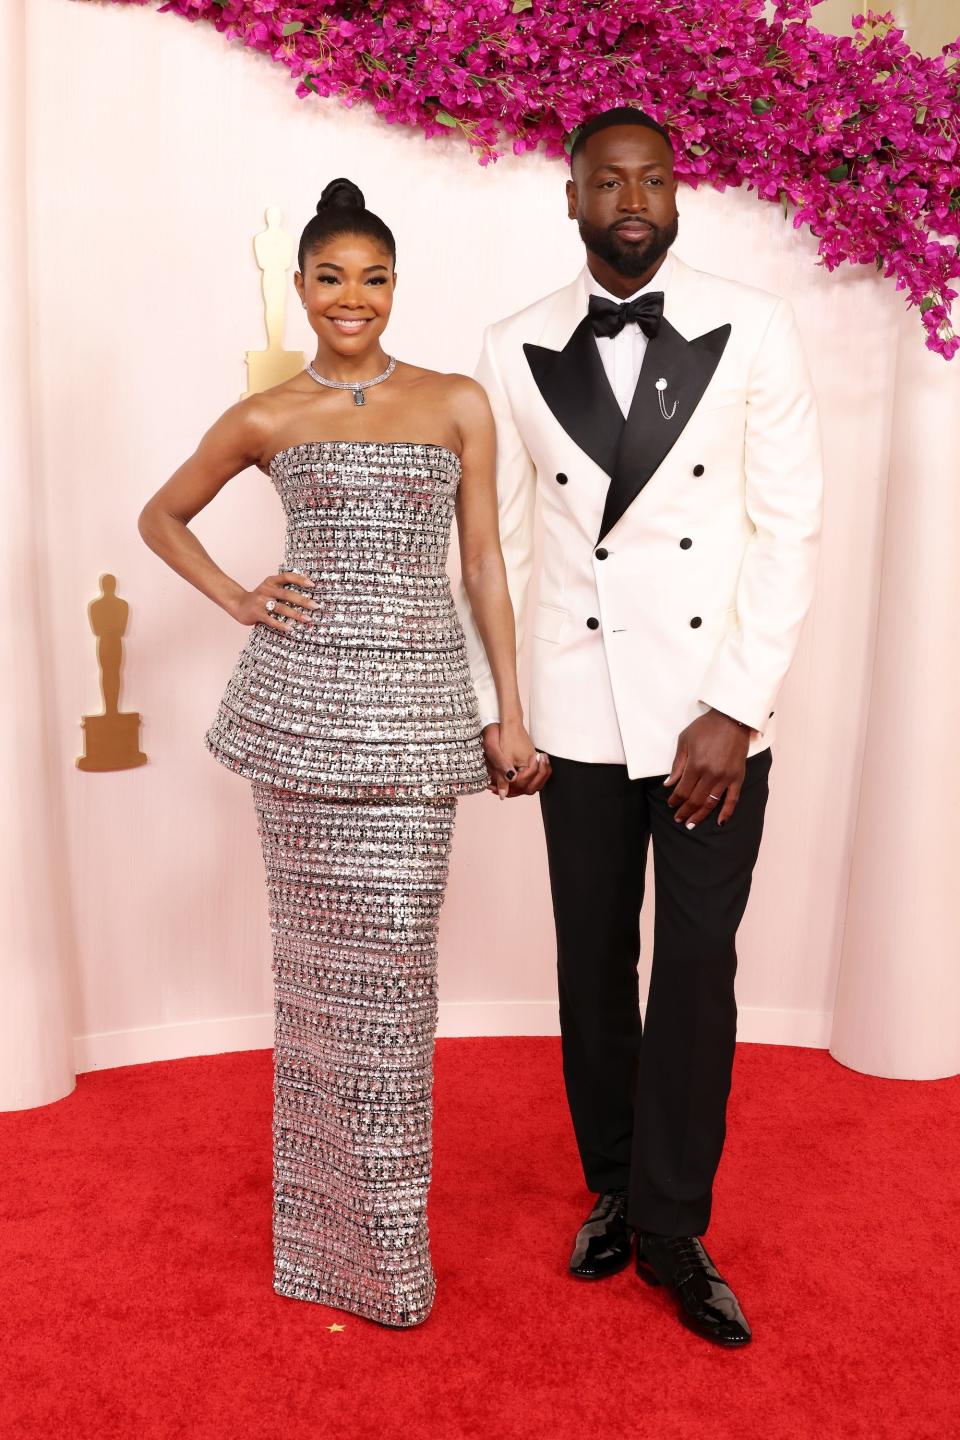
[556,472,568,485]
[586,617,600,630]
[680,538,693,550]
[690,617,703,629]
[595,548,608,561]
[693,464,705,477]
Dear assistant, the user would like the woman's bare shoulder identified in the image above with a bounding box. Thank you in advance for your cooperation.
[196,373,316,469]
[402,365,490,410]
[226,374,316,437]
[444,373,494,425]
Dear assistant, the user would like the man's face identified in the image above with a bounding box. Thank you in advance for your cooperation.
[567,124,679,281]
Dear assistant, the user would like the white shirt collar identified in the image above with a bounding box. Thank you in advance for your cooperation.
[582,249,674,309]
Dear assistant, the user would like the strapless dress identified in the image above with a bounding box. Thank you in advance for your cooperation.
[204,440,489,800]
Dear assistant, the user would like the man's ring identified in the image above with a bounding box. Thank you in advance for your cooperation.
[708,793,721,801]
[265,599,276,614]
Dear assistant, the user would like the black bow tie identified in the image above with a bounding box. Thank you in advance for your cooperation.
[588,291,664,340]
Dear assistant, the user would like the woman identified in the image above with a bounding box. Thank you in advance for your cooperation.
[138,178,542,1327]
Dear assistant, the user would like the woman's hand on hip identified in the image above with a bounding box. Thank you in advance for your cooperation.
[229,572,318,633]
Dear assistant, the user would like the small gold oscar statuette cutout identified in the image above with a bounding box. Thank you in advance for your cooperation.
[76,574,147,773]
[243,206,305,397]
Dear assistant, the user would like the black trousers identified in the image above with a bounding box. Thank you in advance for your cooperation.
[539,748,772,1238]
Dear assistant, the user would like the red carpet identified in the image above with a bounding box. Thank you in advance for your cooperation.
[1,1039,958,1440]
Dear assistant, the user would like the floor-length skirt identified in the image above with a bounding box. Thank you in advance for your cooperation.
[251,781,458,1328]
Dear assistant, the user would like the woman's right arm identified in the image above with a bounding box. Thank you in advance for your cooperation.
[137,399,317,633]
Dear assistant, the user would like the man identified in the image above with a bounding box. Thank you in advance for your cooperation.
[455,107,822,1347]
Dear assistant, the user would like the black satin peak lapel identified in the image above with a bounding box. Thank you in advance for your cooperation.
[524,315,625,480]
[597,318,732,542]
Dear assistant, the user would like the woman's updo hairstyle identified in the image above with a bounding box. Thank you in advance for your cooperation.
[297,178,397,272]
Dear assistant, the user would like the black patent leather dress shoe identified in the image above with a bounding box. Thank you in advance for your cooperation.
[569,1190,634,1279]
[636,1232,752,1347]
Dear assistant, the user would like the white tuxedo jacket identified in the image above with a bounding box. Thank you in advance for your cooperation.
[455,255,823,778]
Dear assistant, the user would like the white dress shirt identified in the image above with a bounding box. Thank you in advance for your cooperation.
[586,251,673,418]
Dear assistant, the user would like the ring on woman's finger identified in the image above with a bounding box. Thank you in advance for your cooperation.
[708,793,721,802]
[265,598,276,614]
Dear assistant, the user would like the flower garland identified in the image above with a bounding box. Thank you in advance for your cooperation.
[89,1,960,356]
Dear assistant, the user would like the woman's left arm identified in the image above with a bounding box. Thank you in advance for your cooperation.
[453,377,546,798]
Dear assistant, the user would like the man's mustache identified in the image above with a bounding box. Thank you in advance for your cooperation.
[610,219,656,237]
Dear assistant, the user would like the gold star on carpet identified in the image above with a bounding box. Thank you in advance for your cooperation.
[327,1323,346,1333]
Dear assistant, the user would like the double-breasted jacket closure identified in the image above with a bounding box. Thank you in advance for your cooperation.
[455,256,823,778]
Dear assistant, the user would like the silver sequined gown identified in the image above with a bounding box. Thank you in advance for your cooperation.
[205,441,489,1327]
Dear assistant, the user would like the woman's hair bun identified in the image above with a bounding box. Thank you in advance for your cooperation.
[298,178,395,271]
[317,178,366,213]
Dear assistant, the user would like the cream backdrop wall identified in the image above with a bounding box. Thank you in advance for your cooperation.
[2,0,958,1109]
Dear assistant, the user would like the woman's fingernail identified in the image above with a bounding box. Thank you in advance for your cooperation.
[686,821,696,830]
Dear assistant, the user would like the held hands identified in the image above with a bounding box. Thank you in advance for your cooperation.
[230,572,319,633]
[665,710,752,828]
[482,721,552,800]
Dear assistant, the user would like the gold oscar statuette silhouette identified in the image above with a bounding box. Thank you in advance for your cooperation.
[243,206,305,396]
[76,574,147,772]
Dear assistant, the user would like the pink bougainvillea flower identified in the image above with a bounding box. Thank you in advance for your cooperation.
[87,0,960,355]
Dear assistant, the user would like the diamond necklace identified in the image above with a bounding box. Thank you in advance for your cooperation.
[305,354,397,407]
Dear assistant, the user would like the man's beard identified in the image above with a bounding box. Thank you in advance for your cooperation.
[577,213,678,280]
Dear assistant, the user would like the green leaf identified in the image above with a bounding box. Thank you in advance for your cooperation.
[751,97,773,115]
[826,163,850,182]
[689,143,708,156]
[920,296,935,313]
[687,88,708,101]
[564,124,583,156]
[434,111,459,128]
[513,0,534,11]
[302,74,319,93]
[915,103,928,125]
[282,21,303,35]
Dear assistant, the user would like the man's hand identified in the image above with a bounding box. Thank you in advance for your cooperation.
[665,710,752,828]
[482,722,552,799]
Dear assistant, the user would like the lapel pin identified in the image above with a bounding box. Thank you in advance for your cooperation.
[655,377,678,421]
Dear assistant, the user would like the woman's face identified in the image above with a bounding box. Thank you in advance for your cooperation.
[295,232,396,358]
